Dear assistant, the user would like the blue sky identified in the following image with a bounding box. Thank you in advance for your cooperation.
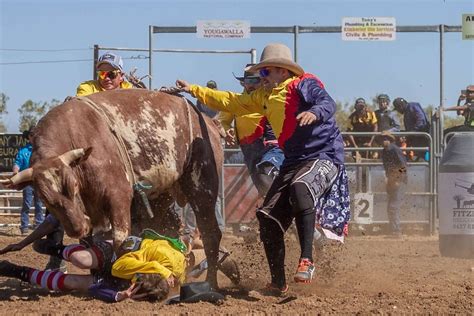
[0,0,473,132]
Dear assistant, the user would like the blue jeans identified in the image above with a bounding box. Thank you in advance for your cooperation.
[387,180,406,234]
[241,142,285,196]
[20,185,44,231]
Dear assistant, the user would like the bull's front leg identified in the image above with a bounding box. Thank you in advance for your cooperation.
[193,204,222,290]
[108,195,132,251]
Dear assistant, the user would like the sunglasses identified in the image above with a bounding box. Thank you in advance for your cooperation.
[97,70,121,80]
[242,77,261,85]
[259,68,271,78]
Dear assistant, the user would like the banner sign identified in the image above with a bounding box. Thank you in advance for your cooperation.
[342,17,396,41]
[439,173,474,235]
[197,20,250,39]
[0,134,26,173]
[462,14,474,40]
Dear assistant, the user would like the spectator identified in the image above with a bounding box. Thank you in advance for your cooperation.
[13,127,44,235]
[196,80,219,118]
[347,98,378,159]
[381,131,407,237]
[218,64,284,198]
[76,52,133,96]
[374,94,400,132]
[176,43,350,294]
[393,97,430,161]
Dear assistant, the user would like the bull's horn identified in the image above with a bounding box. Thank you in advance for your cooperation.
[59,148,86,165]
[0,168,34,185]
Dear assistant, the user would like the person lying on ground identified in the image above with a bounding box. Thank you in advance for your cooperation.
[0,231,179,302]
[0,229,238,302]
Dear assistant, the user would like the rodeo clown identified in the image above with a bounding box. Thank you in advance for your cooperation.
[0,229,233,303]
[176,43,350,295]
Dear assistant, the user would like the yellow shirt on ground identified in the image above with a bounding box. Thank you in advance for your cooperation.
[111,239,186,284]
[76,80,133,96]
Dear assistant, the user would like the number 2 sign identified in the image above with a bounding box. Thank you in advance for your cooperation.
[352,193,374,224]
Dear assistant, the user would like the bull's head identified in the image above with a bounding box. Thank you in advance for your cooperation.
[1,148,93,239]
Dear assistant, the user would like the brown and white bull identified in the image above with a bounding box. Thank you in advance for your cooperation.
[1,89,224,287]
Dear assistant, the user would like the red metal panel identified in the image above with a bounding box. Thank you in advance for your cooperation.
[224,166,259,224]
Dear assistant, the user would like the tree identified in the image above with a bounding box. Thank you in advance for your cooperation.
[0,93,9,133]
[444,115,465,129]
[335,100,351,131]
[18,98,61,131]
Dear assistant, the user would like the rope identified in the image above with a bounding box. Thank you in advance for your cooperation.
[75,96,136,186]
[159,86,194,168]
[183,97,194,162]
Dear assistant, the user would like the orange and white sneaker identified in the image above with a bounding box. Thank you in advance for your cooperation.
[294,258,315,283]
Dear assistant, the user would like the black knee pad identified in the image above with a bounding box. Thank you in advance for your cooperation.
[290,182,315,216]
[32,238,62,257]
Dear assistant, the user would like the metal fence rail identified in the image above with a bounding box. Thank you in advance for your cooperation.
[0,131,437,234]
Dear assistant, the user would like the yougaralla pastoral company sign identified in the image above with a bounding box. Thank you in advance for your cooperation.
[197,20,250,39]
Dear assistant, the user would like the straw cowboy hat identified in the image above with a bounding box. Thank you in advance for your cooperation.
[249,43,304,76]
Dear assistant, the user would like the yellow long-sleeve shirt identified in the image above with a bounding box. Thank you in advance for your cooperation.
[111,239,186,284]
[76,80,133,96]
[217,110,266,144]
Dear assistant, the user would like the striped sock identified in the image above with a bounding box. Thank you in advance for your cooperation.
[62,244,86,261]
[28,269,66,291]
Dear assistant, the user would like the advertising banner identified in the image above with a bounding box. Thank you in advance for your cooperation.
[342,17,396,41]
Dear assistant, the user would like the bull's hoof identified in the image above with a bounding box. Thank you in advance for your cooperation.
[218,257,241,285]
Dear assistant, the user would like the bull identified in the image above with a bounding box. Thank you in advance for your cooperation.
[1,89,224,288]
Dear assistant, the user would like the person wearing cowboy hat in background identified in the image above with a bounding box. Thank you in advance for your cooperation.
[346,97,378,159]
[76,52,133,97]
[176,43,350,295]
[217,64,284,200]
[381,131,407,238]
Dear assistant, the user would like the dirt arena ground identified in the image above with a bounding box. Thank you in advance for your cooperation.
[0,217,472,314]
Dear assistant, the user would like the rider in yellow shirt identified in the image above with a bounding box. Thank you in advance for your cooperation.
[112,238,186,285]
[76,52,133,96]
